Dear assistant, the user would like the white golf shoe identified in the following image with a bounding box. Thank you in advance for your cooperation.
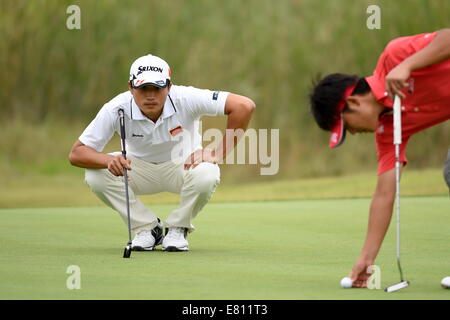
[131,221,164,251]
[131,230,156,251]
[162,227,189,252]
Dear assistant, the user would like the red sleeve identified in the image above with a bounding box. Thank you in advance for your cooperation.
[380,32,438,73]
[376,135,409,175]
[375,112,410,175]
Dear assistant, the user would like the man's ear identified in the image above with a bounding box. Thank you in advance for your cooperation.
[128,81,133,92]
[345,96,360,111]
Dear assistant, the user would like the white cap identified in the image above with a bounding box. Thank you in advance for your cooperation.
[129,54,171,88]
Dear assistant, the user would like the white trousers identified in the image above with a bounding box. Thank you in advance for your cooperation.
[84,154,220,234]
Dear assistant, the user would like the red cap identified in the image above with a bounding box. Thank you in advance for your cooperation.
[329,83,357,148]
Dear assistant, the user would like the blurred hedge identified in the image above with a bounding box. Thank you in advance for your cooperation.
[0,0,449,180]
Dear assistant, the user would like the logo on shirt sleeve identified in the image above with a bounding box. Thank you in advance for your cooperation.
[212,91,219,101]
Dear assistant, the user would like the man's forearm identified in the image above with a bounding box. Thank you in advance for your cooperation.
[360,193,395,262]
[69,144,113,169]
[214,101,255,162]
[359,168,397,262]
[403,29,450,71]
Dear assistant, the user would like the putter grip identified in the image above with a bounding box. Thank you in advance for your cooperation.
[118,109,126,140]
[118,109,127,158]
[393,95,402,145]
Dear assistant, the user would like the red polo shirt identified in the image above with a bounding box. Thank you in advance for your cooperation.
[365,32,450,175]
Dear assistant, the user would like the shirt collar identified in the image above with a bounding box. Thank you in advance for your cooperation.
[128,98,147,120]
[161,97,176,120]
[366,75,393,109]
[128,97,176,121]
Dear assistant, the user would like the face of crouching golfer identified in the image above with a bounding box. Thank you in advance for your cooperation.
[128,82,172,122]
[342,93,384,135]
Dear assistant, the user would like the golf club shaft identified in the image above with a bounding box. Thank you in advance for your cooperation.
[118,109,132,245]
[395,144,404,282]
[393,95,404,282]
[123,167,132,244]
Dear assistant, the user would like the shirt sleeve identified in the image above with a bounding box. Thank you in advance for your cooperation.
[381,32,438,73]
[181,86,229,118]
[78,105,116,152]
[376,133,409,175]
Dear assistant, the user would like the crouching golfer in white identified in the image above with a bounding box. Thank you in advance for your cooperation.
[69,54,255,252]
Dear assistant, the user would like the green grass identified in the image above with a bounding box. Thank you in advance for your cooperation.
[1,168,447,208]
[0,197,448,299]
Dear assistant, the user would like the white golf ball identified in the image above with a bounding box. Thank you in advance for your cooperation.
[441,276,450,289]
[340,277,353,288]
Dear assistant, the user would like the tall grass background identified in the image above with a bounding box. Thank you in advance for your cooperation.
[1,0,449,186]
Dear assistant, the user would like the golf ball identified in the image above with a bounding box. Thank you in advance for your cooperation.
[340,277,353,288]
[441,276,450,289]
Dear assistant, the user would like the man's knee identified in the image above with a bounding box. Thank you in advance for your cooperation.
[189,162,220,194]
[85,169,111,193]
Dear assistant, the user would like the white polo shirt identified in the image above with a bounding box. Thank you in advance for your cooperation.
[79,85,229,163]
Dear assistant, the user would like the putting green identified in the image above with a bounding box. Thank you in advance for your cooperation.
[0,197,448,299]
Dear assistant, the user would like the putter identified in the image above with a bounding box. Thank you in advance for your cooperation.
[118,108,132,259]
[384,95,409,292]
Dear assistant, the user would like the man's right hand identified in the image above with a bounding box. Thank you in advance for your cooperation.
[107,155,132,176]
[348,257,374,288]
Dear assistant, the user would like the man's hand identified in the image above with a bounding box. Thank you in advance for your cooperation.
[385,29,450,100]
[348,257,374,288]
[385,63,411,100]
[184,148,217,170]
[107,155,132,176]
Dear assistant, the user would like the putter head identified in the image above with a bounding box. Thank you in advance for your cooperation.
[123,245,132,258]
[384,281,409,293]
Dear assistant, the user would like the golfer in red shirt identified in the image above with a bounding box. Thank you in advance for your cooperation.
[309,29,450,288]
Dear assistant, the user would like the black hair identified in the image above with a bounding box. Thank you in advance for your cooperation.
[309,74,371,131]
